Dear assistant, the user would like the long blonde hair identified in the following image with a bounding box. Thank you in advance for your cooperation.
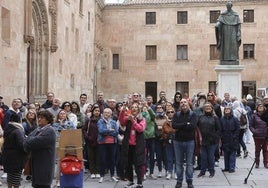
[25,109,38,126]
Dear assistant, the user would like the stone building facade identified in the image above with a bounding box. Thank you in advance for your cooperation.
[100,0,268,102]
[1,0,268,104]
[0,0,99,104]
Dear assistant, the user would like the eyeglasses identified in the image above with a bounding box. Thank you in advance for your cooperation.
[166,111,174,114]
[156,106,163,109]
[207,94,213,96]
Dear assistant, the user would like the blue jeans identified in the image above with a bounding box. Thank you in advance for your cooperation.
[223,149,236,170]
[165,141,176,173]
[145,138,156,174]
[173,140,194,184]
[155,139,166,172]
[99,143,116,177]
[200,144,217,174]
[237,129,247,155]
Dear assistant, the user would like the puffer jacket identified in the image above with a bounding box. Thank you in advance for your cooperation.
[250,112,268,138]
[232,101,248,129]
[197,114,221,146]
[220,112,240,151]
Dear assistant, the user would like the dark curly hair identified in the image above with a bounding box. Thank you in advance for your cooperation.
[37,110,54,124]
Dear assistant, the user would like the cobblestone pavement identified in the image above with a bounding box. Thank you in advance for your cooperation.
[1,137,268,188]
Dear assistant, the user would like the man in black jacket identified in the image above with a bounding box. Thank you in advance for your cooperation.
[172,99,197,188]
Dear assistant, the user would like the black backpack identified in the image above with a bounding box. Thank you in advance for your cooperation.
[238,110,247,126]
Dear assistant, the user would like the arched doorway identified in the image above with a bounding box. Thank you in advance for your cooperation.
[26,0,50,103]
[24,0,52,103]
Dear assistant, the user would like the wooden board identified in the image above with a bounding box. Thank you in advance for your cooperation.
[58,129,83,160]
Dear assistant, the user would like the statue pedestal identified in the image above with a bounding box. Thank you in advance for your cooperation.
[215,65,244,100]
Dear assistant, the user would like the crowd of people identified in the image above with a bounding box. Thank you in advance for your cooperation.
[0,90,267,188]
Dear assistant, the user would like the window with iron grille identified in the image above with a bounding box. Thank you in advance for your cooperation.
[210,10,220,23]
[113,54,119,69]
[1,7,10,44]
[146,12,156,25]
[177,45,188,60]
[208,81,217,94]
[176,82,189,96]
[146,45,157,60]
[210,44,220,60]
[177,11,187,24]
[243,10,254,23]
[243,44,255,59]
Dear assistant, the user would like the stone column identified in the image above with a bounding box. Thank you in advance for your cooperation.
[24,0,33,43]
[215,65,244,100]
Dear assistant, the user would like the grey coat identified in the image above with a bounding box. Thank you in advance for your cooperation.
[24,125,56,187]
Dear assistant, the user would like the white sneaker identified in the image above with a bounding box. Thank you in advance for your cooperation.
[215,161,219,167]
[1,173,7,179]
[166,173,171,180]
[91,174,96,179]
[124,181,135,188]
[96,174,101,178]
[111,176,119,182]
[143,174,147,180]
[148,174,157,180]
[99,177,103,183]
[158,172,162,178]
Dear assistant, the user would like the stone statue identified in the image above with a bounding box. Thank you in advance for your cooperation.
[215,2,241,65]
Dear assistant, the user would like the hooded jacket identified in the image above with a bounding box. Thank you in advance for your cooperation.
[220,107,240,151]
[232,101,248,129]
[173,91,182,112]
[2,122,27,173]
[250,112,268,138]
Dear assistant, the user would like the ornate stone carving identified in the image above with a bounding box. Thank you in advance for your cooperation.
[24,0,33,43]
[23,35,34,44]
[31,0,50,96]
[49,0,58,52]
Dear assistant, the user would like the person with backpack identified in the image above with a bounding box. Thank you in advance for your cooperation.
[232,100,249,158]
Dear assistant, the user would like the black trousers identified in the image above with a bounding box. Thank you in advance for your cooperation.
[126,145,143,185]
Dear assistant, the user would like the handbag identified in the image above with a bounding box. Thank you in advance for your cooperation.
[60,155,82,175]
